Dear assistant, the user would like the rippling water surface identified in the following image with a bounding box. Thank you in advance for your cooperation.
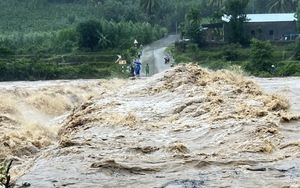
[0,66,299,188]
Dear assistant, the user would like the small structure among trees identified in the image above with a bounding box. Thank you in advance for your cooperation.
[203,13,298,44]
[232,13,297,41]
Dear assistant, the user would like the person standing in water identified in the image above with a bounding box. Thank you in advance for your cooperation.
[145,63,150,77]
[271,64,276,75]
[134,59,141,77]
[130,63,135,77]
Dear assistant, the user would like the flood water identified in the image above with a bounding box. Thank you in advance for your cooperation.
[0,65,299,188]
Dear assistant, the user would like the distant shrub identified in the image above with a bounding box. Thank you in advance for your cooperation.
[77,63,96,76]
[245,38,274,74]
[175,41,187,52]
[220,43,241,61]
[0,160,13,188]
[76,20,103,51]
[174,54,193,63]
[0,46,14,56]
[186,43,198,53]
[276,61,300,76]
[201,60,228,70]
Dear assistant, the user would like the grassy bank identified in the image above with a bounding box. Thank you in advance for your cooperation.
[0,51,132,81]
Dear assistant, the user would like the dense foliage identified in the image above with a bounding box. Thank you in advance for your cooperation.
[246,38,274,74]
[0,0,299,80]
[224,0,249,44]
[0,0,298,54]
[0,54,121,81]
[171,38,300,77]
[172,0,300,77]
[77,20,103,51]
[0,0,172,80]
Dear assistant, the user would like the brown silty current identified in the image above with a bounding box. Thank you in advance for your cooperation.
[0,64,299,187]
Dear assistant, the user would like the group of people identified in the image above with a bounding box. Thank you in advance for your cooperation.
[130,59,142,77]
[129,54,150,77]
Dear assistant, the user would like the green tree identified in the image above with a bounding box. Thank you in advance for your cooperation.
[184,8,205,47]
[267,0,298,13]
[249,0,268,13]
[139,0,162,15]
[221,43,241,61]
[76,20,102,51]
[56,28,78,53]
[0,46,14,56]
[224,0,249,44]
[0,160,14,188]
[97,31,111,49]
[209,0,226,10]
[206,0,227,17]
[246,38,274,73]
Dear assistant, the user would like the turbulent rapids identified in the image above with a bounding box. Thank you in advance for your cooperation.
[0,64,299,188]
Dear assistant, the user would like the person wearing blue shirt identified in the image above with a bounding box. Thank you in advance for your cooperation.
[134,59,141,77]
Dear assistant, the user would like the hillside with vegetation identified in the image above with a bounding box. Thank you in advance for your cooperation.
[171,0,300,77]
[0,0,166,80]
[0,0,300,81]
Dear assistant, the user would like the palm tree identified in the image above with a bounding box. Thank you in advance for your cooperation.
[209,0,225,8]
[184,8,204,46]
[186,8,202,25]
[267,0,298,13]
[97,31,111,49]
[139,0,162,15]
[208,0,227,17]
[224,0,249,44]
[89,0,103,7]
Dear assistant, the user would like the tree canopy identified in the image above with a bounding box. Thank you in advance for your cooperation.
[76,20,103,51]
[0,0,298,55]
[139,0,162,15]
[224,0,249,44]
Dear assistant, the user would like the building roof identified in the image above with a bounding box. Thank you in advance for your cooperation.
[222,13,297,23]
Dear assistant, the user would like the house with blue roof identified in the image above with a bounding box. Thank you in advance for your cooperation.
[203,13,298,43]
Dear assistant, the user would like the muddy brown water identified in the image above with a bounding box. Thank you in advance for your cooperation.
[0,36,299,188]
[0,65,296,188]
